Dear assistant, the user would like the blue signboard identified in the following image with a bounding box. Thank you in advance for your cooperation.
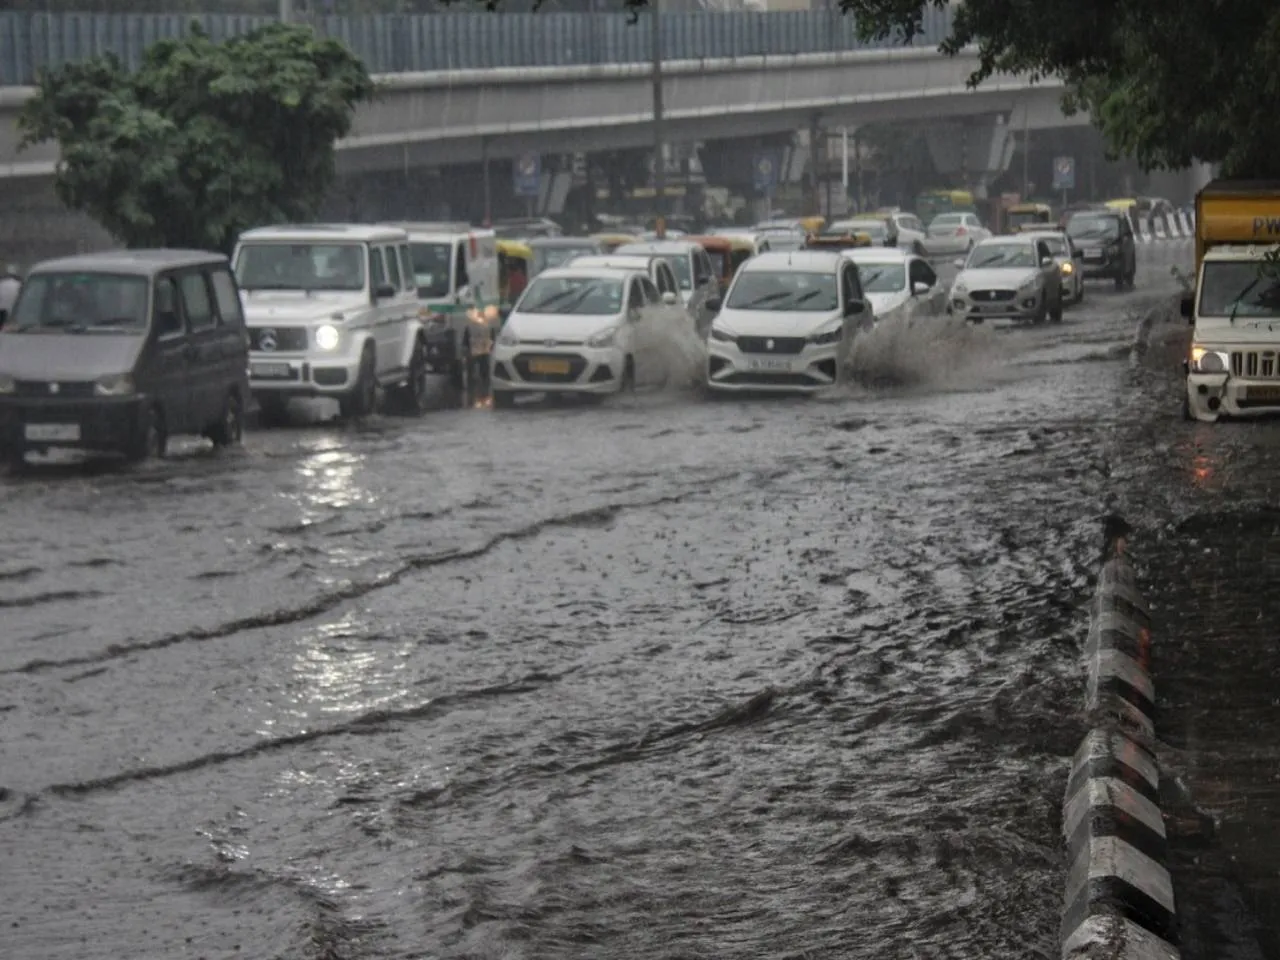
[753,152,779,194]
[1052,155,1075,191]
[513,152,541,197]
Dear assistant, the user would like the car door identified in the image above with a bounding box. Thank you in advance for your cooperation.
[150,273,192,434]
[908,257,944,316]
[380,241,414,373]
[367,245,397,376]
[690,249,714,331]
[208,264,250,404]
[176,268,224,430]
[624,277,651,385]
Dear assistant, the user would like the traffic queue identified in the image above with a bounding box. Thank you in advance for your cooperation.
[0,201,1150,466]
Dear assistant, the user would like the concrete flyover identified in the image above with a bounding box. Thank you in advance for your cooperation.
[0,47,1085,180]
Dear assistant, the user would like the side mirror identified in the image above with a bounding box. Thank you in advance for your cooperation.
[844,299,865,316]
[375,283,397,300]
[911,281,931,296]
[953,258,965,270]
[705,297,722,313]
[1040,256,1054,267]
[1180,295,1193,320]
[661,291,678,306]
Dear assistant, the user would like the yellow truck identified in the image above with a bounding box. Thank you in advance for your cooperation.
[1182,180,1280,421]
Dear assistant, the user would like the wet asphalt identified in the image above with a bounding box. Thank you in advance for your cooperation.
[0,250,1194,960]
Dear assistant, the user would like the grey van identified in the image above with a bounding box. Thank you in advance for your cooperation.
[0,250,249,466]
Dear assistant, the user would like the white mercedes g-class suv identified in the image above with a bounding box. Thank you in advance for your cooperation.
[232,224,429,425]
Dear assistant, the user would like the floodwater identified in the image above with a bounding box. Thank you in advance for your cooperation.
[0,252,1188,959]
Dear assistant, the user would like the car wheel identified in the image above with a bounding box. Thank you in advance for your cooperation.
[1076,281,1085,305]
[1034,294,1048,325]
[1114,272,1126,291]
[1050,291,1064,323]
[208,390,244,447]
[339,345,377,419]
[127,403,167,462]
[256,394,290,428]
[389,338,430,416]
[617,356,636,394]
[492,390,515,410]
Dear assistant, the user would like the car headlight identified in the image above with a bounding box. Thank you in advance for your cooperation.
[951,281,967,295]
[0,374,13,395]
[709,325,736,343]
[314,324,340,351]
[497,328,520,347]
[1061,262,1074,275]
[1189,345,1229,374]
[586,327,620,348]
[1018,276,1039,293]
[94,374,134,397]
[808,324,843,345]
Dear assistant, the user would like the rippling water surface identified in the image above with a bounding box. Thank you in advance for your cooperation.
[0,259,1184,959]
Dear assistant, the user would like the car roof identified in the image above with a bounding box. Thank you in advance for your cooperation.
[615,241,698,254]
[239,223,408,243]
[533,266,641,281]
[29,249,228,277]
[1020,229,1068,240]
[528,236,601,248]
[978,235,1035,244]
[845,248,910,263]
[741,250,844,273]
[571,254,662,267]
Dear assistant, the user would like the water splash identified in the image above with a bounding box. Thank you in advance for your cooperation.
[849,314,1005,389]
[632,303,708,393]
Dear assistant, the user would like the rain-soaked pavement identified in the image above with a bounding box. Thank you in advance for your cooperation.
[0,251,1212,960]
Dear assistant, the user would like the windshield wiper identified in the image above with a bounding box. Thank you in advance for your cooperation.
[791,289,825,306]
[740,291,793,308]
[860,269,884,287]
[1227,276,1262,325]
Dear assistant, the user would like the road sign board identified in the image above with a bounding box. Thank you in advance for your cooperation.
[513,152,541,197]
[753,152,778,194]
[1052,155,1075,191]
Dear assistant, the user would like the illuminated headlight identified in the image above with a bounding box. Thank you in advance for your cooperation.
[314,324,340,351]
[94,374,134,397]
[586,328,619,348]
[0,374,13,395]
[1061,262,1074,275]
[1189,345,1228,374]
[497,328,521,347]
[709,325,736,343]
[808,324,843,345]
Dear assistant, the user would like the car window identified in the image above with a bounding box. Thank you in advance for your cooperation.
[1036,241,1052,262]
[909,258,937,288]
[154,275,184,338]
[727,271,838,312]
[398,245,414,291]
[370,247,386,289]
[628,279,646,310]
[455,244,469,288]
[209,267,243,325]
[383,244,403,289]
[842,265,862,304]
[968,243,1037,268]
[640,277,661,304]
[179,272,216,331]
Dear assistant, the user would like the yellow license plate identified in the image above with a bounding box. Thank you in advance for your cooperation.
[1246,385,1280,402]
[529,358,570,375]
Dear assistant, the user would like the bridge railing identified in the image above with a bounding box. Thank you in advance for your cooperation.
[0,7,955,85]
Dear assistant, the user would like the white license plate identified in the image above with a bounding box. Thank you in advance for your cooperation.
[747,358,794,372]
[251,361,293,379]
[25,423,79,442]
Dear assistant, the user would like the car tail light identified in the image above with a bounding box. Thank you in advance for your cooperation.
[956,227,967,235]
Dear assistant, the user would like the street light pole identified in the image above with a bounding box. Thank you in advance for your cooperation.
[650,0,666,236]
[279,0,292,23]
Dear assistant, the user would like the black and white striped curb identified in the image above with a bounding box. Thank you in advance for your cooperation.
[1133,210,1195,247]
[1061,544,1180,959]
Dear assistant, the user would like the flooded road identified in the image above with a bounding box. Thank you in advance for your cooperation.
[0,255,1185,960]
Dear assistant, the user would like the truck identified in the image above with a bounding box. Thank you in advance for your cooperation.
[1182,180,1280,421]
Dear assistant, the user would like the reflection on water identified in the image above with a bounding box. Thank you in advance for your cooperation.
[1177,438,1224,491]
[291,614,410,715]
[295,442,374,512]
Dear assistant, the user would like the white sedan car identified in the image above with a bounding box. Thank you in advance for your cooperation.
[490,266,666,406]
[705,250,868,393]
[844,248,948,324]
[924,212,992,256]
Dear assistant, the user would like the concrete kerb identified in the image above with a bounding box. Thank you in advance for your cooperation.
[1061,533,1180,959]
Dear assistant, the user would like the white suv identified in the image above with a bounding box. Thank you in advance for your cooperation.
[232,224,429,424]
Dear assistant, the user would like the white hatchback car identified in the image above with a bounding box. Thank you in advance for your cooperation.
[844,248,947,324]
[705,250,868,393]
[489,266,666,406]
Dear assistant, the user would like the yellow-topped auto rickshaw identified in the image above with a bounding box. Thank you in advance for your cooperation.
[1007,202,1055,232]
[496,239,532,322]
[797,215,827,235]
[803,232,873,251]
[687,235,736,289]
[726,236,756,278]
[590,233,639,254]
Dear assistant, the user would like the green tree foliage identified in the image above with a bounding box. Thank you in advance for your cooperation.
[830,0,1280,178]
[18,22,374,253]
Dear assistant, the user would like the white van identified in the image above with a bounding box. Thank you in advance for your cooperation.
[386,223,499,388]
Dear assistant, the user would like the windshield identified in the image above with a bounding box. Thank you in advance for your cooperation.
[1198,261,1280,319]
[515,276,624,315]
[1008,211,1050,229]
[532,246,597,276]
[929,215,966,231]
[1067,216,1120,241]
[726,271,838,311]
[856,263,907,293]
[6,273,150,333]
[410,242,453,298]
[235,242,366,292]
[967,244,1037,269]
[827,222,886,241]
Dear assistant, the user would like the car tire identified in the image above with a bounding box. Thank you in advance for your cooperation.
[617,356,636,394]
[207,390,244,447]
[1114,272,1126,291]
[1050,291,1064,323]
[1076,282,1085,305]
[912,240,927,256]
[127,403,167,463]
[492,390,515,410]
[389,338,430,417]
[257,394,290,428]
[1034,295,1048,325]
[1182,394,1194,421]
[339,345,377,419]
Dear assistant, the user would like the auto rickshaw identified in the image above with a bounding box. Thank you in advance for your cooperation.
[590,232,639,254]
[1007,202,1055,232]
[797,215,827,235]
[726,236,756,277]
[803,232,873,251]
[687,235,735,289]
[496,239,533,322]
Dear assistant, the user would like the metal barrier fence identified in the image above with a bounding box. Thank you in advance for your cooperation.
[0,7,956,85]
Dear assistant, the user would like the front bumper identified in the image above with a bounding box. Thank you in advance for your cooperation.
[1185,372,1280,421]
[949,289,1042,321]
[1078,252,1123,278]
[490,344,625,394]
[706,338,839,392]
[247,347,360,397]
[0,394,146,453]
